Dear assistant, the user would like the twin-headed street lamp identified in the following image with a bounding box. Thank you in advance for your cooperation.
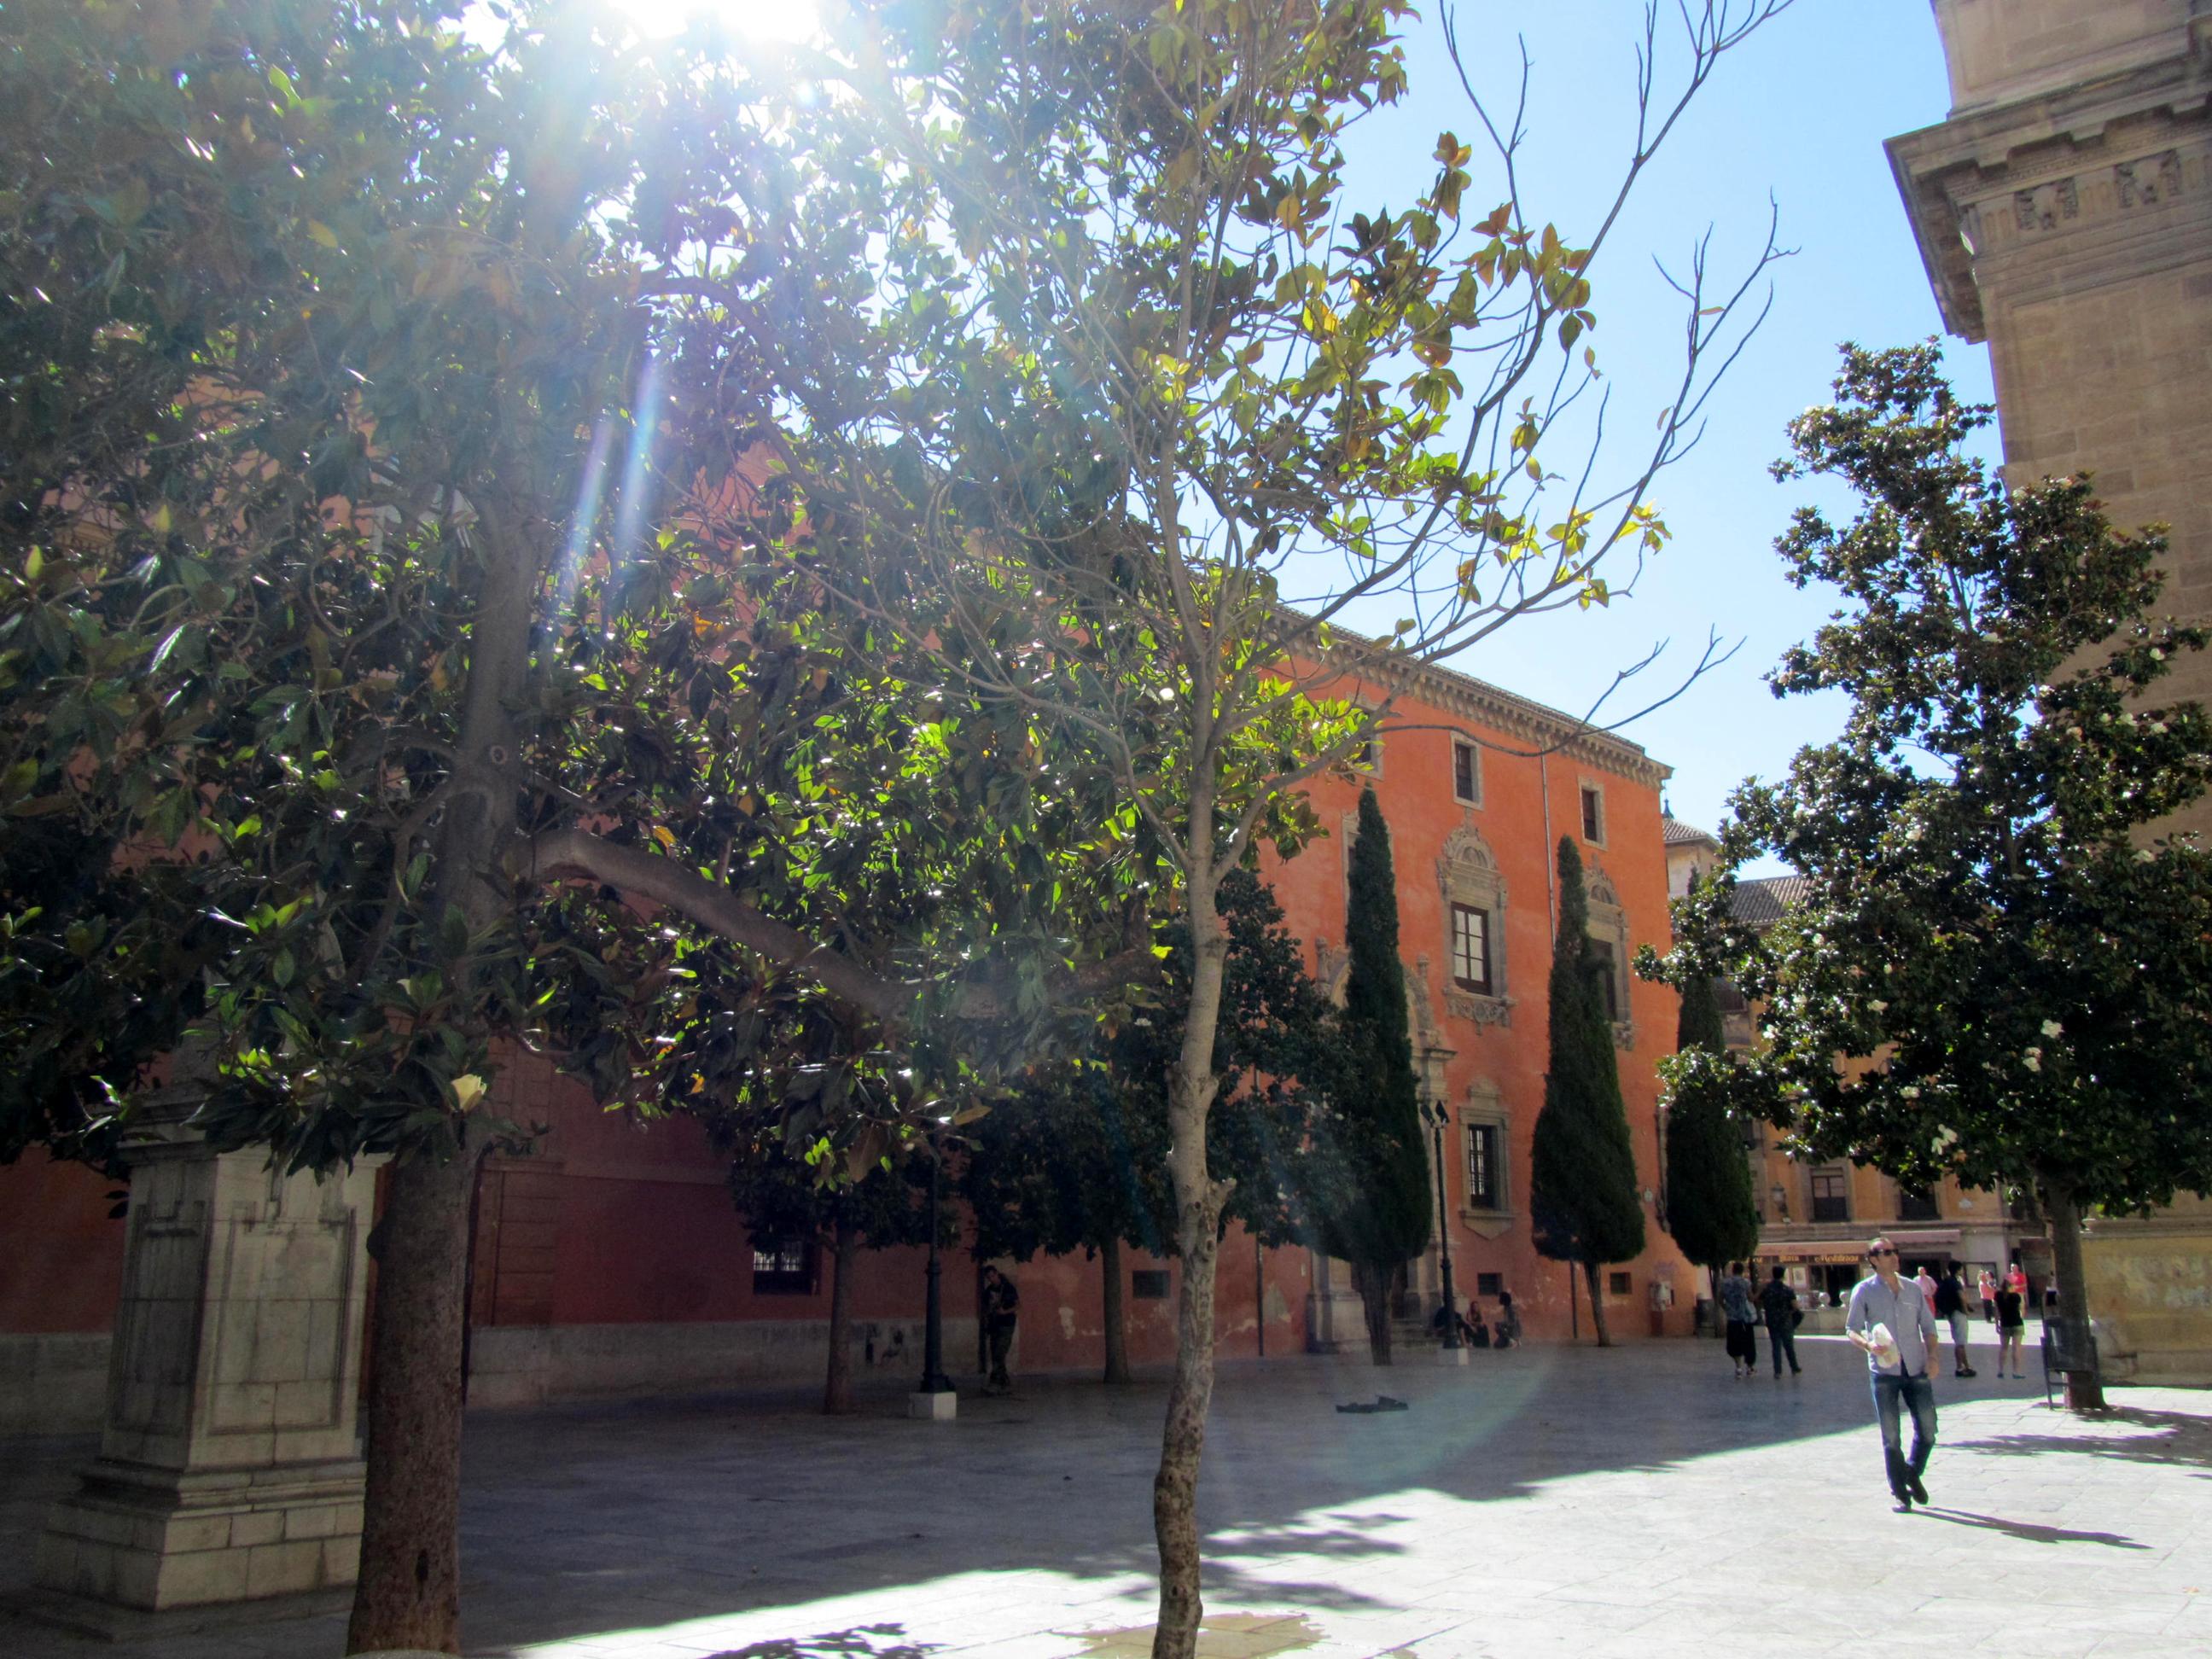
[1420,1097,1464,1356]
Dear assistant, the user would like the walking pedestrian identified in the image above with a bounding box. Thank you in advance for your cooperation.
[1846,1236,1941,1512]
[1994,1278,2028,1378]
[1759,1265,1802,1377]
[1720,1261,1759,1379]
[980,1265,1020,1395]
[1493,1289,1522,1349]
[1976,1267,1997,1324]
[1935,1264,1976,1377]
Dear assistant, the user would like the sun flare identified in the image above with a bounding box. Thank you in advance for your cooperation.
[605,0,823,44]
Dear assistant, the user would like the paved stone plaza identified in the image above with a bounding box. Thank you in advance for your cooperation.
[3,1330,2206,1659]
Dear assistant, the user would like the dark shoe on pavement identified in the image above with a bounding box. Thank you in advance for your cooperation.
[1907,1471,1930,1505]
[1958,1366,1976,1377]
[1892,1491,1913,1512]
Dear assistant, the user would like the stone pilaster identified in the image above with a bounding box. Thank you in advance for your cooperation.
[33,1113,383,1611]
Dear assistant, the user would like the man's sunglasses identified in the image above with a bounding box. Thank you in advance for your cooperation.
[1870,1247,1898,1257]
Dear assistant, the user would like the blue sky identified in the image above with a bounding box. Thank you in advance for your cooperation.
[1330,0,1997,857]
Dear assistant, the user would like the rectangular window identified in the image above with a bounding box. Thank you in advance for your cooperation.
[1476,1272,1504,1298]
[1465,1123,1503,1210]
[1450,903,1493,994]
[1132,1269,1171,1301]
[1810,1168,1849,1224]
[1580,784,1604,844]
[1588,938,1620,1021]
[1712,978,1749,1014]
[1898,1184,1941,1222]
[751,1237,816,1295]
[1452,738,1480,806]
[1609,1271,1633,1298]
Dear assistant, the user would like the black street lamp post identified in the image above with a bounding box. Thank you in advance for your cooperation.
[919,1133,953,1394]
[1423,1100,1462,1352]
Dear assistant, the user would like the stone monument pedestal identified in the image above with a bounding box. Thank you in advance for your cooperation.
[34,1120,382,1611]
[907,1388,958,1421]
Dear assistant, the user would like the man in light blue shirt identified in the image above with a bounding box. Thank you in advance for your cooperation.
[1846,1235,1941,1511]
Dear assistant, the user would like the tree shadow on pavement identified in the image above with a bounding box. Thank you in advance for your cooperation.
[703,1625,936,1659]
[1947,1406,2212,1475]
[1913,1508,2151,1550]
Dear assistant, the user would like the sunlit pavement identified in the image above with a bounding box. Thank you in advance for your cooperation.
[3,1331,2207,1658]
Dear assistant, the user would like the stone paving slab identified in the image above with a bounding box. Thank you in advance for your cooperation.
[2,1333,2206,1658]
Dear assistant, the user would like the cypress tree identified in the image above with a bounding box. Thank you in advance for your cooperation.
[1660,966,1761,1320]
[1530,835,1645,1345]
[1313,787,1432,1364]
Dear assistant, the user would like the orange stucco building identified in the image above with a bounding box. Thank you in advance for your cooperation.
[0,644,1693,1437]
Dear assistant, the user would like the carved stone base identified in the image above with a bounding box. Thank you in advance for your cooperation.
[34,1455,364,1610]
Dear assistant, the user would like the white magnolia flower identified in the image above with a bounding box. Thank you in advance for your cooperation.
[1869,999,1888,1013]
[1900,1085,1921,1099]
[2023,1048,2042,1073]
[2138,847,2158,864]
[1904,824,1924,842]
[2041,1019,2064,1038]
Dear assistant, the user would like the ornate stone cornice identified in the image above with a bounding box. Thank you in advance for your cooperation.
[1888,44,2212,341]
[1303,619,1672,790]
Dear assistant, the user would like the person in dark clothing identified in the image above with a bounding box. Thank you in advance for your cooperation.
[1720,1261,1760,1379]
[1934,1266,1976,1377]
[1493,1289,1521,1348]
[1759,1265,1802,1377]
[1994,1282,2028,1378]
[981,1266,1020,1395]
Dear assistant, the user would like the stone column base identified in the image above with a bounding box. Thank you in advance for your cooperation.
[906,1389,958,1421]
[34,1455,365,1610]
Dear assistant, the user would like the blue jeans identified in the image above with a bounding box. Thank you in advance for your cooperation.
[1768,1324,1800,1374]
[1871,1370,1936,1494]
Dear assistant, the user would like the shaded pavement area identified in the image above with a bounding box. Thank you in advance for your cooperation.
[2,1333,2206,1657]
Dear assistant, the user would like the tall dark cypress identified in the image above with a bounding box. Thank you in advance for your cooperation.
[1661,961,1760,1304]
[1530,835,1645,1345]
[1314,787,1431,1363]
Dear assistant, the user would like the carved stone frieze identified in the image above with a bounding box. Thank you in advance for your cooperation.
[1446,987,1513,1028]
[2116,149,2184,208]
[2014,175,2080,232]
[1613,1019,1638,1053]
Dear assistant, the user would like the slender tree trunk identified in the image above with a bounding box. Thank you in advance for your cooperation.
[1351,1260,1393,1365]
[346,1150,475,1655]
[348,515,533,1654]
[824,1220,858,1415]
[1102,1236,1132,1385]
[1150,878,1230,1659]
[1584,1260,1613,1348]
[2037,1173,2107,1412]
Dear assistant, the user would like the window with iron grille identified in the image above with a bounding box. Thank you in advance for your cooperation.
[1450,903,1493,994]
[1609,1271,1633,1297]
[1898,1183,1941,1221]
[1588,938,1620,1021]
[1465,1121,1503,1210]
[1132,1269,1171,1300]
[1476,1272,1504,1297]
[751,1237,816,1295]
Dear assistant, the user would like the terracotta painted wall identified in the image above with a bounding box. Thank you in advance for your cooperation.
[1263,668,1697,1345]
[0,1153,125,1336]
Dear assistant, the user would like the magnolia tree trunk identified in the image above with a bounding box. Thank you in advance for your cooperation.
[1150,880,1230,1659]
[348,524,534,1655]
[346,1150,476,1655]
[1102,1235,1132,1385]
[824,1220,858,1415]
[2038,1174,2107,1412]
[1352,1261,1394,1365]
[1583,1261,1614,1348]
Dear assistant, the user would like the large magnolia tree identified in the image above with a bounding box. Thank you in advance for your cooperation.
[1662,344,2212,1412]
[0,3,1135,1650]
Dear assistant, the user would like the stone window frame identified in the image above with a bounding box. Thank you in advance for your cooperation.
[1464,1118,1505,1211]
[1437,825,1511,1028]
[1458,1077,1514,1239]
[1608,1270,1634,1299]
[1582,857,1636,1051]
[1451,735,1482,806]
[1578,778,1607,847]
[1448,900,1493,996]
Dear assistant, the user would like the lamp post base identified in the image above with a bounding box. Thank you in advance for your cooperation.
[907,1389,958,1421]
